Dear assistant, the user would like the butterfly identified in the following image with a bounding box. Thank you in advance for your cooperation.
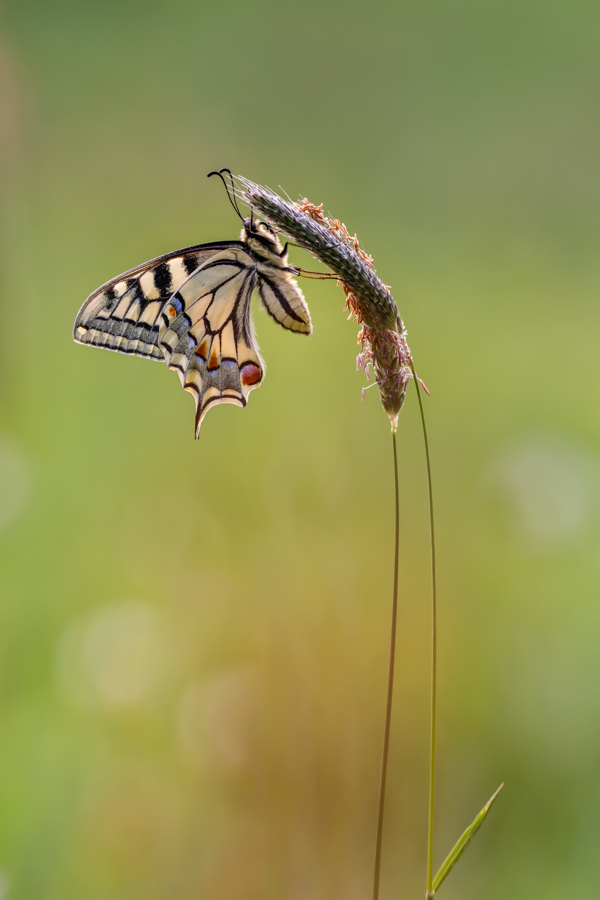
[73,169,312,436]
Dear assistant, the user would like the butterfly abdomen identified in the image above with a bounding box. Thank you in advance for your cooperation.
[257,269,312,335]
[239,224,312,335]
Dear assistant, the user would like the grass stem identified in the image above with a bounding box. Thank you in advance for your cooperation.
[372,429,401,900]
[411,365,438,899]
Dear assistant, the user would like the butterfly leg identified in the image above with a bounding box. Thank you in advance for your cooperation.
[293,267,343,281]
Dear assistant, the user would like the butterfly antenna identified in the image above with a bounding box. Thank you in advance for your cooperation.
[207,167,245,222]
[219,168,244,219]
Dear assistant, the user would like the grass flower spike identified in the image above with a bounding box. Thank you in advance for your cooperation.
[236,178,414,430]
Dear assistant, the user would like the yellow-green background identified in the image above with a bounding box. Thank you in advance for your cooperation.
[0,1,598,897]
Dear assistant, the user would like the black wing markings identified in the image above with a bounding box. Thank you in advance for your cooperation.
[73,241,248,360]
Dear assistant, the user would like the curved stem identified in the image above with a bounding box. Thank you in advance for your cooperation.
[410,364,437,898]
[372,429,401,900]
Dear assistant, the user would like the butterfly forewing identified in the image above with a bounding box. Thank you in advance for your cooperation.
[73,242,247,360]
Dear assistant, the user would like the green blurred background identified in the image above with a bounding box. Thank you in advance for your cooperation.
[0,0,598,897]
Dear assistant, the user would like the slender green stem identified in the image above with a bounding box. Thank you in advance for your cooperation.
[372,429,401,900]
[410,365,437,899]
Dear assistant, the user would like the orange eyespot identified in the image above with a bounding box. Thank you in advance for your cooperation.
[240,363,262,386]
[207,349,220,370]
[167,305,176,317]
[195,339,208,360]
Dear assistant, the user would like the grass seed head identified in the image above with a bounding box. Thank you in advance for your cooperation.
[235,177,416,429]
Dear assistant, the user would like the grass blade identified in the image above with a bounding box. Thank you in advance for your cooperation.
[431,783,504,894]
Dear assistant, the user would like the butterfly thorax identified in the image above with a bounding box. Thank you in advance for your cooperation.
[241,220,289,269]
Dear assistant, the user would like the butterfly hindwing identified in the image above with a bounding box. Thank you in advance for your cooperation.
[158,247,265,434]
[73,242,247,360]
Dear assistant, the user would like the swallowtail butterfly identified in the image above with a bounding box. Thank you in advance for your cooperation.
[73,170,312,436]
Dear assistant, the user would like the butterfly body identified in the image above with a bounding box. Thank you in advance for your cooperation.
[74,220,311,435]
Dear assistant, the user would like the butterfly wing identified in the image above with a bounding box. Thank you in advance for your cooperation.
[158,246,264,435]
[73,241,247,360]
